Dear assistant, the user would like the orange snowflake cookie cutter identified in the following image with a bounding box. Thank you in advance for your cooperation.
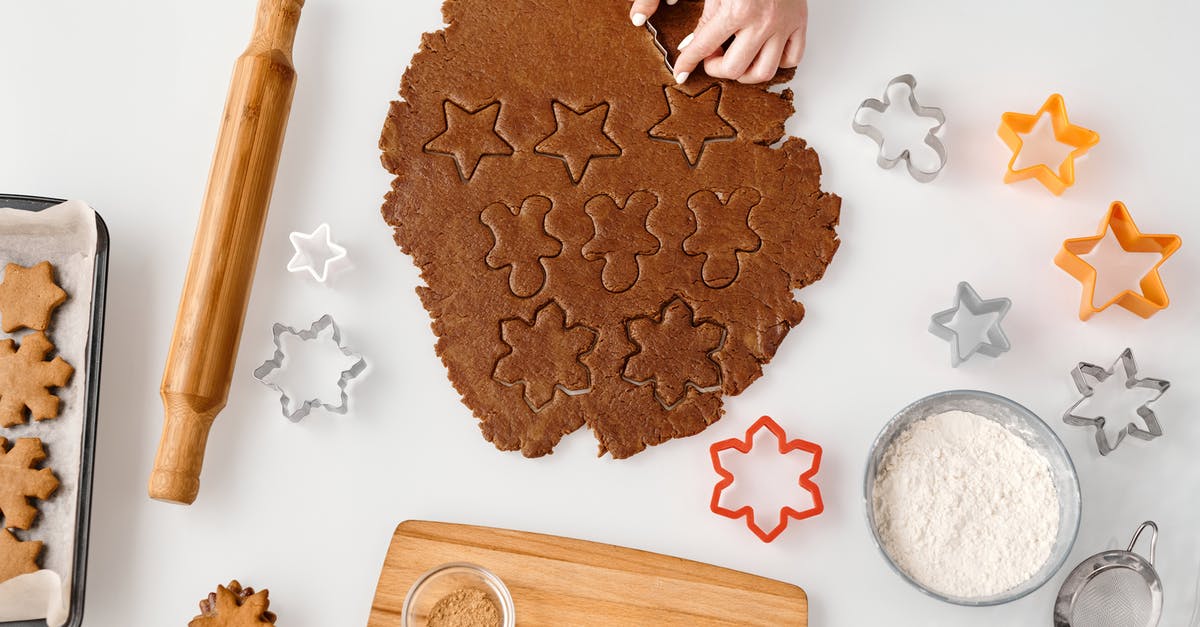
[709,416,823,543]
[998,93,1099,195]
[1055,201,1181,320]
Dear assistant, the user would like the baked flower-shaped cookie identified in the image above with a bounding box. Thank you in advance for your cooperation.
[0,261,67,332]
[190,580,277,627]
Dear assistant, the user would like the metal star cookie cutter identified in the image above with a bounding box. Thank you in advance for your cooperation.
[1064,347,1168,456]
[928,281,1012,367]
[253,314,366,422]
[287,223,348,283]
[852,74,947,183]
[644,22,675,74]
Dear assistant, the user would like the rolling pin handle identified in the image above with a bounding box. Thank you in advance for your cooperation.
[247,0,305,58]
[149,392,219,505]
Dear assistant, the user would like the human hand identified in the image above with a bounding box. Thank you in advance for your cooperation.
[629,0,808,85]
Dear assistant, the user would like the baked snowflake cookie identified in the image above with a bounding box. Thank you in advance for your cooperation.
[0,437,59,583]
[379,0,840,457]
[190,580,277,627]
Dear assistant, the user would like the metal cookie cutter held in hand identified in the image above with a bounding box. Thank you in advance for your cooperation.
[852,74,947,183]
[1055,521,1162,627]
[253,314,366,421]
[644,22,674,74]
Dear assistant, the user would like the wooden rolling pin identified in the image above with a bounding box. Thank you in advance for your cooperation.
[150,0,304,504]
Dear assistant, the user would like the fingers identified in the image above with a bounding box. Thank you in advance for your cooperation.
[702,29,769,81]
[629,0,660,26]
[672,19,738,83]
[780,29,806,68]
[738,35,786,83]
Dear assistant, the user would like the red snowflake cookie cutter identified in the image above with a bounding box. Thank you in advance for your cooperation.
[710,416,824,543]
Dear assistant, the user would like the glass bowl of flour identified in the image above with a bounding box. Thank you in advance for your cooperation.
[864,389,1081,605]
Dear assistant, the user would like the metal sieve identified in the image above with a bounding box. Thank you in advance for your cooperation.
[1054,521,1162,627]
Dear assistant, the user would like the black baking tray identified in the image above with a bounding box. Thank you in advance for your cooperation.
[0,195,107,627]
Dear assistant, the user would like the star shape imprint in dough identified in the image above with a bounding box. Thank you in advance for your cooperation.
[0,261,67,333]
[1064,347,1168,456]
[494,301,597,411]
[1054,201,1181,320]
[649,84,736,166]
[424,100,514,180]
[535,101,622,183]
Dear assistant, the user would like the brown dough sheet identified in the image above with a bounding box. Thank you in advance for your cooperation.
[380,0,840,458]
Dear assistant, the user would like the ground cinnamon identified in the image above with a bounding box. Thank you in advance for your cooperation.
[426,587,501,627]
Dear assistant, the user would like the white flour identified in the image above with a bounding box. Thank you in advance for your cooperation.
[872,410,1059,598]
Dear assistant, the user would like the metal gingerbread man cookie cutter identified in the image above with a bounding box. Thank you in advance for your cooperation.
[253,314,367,422]
[852,74,947,183]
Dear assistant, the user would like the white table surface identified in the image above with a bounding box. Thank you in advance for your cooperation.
[3,1,1199,625]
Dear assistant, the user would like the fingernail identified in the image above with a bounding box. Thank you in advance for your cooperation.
[678,33,694,50]
[667,0,678,4]
[631,12,647,26]
[674,71,689,84]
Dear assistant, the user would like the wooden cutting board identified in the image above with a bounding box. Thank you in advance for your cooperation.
[367,520,807,626]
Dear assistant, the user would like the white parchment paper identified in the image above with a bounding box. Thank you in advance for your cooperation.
[0,200,97,626]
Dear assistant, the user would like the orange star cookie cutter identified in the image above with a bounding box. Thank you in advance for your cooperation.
[1055,201,1181,320]
[710,416,823,543]
[998,94,1099,195]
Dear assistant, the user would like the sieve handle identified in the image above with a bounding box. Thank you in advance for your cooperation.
[1127,520,1158,565]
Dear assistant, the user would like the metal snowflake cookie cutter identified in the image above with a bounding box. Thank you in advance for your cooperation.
[852,74,947,183]
[928,282,1012,367]
[286,223,348,283]
[644,21,675,74]
[1064,347,1168,456]
[252,314,366,422]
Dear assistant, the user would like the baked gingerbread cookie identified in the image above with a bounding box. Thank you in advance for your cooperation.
[0,331,74,427]
[190,580,277,627]
[0,437,59,530]
[380,0,840,457]
[0,261,67,333]
[0,528,43,584]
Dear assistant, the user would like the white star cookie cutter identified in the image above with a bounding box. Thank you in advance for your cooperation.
[928,281,1012,367]
[287,223,348,283]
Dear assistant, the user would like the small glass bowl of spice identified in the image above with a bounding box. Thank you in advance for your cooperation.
[402,562,514,627]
